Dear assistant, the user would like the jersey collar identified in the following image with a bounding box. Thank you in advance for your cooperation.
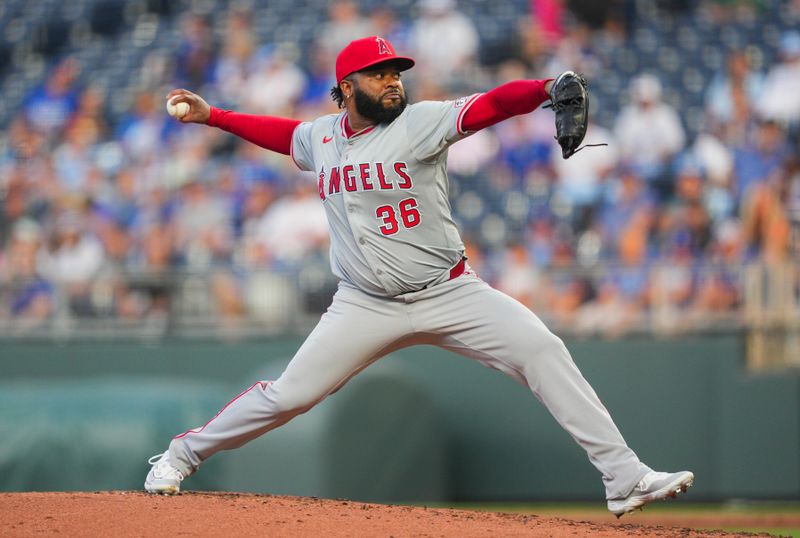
[340,113,377,140]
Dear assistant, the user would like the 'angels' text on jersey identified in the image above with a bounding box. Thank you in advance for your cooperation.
[317,162,412,201]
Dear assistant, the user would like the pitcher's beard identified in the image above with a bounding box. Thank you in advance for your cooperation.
[353,86,407,124]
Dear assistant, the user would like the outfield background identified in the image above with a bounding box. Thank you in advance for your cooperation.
[2,335,798,503]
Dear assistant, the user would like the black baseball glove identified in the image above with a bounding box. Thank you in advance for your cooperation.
[546,71,605,159]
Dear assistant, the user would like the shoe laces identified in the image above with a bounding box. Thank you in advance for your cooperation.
[148,452,184,481]
[636,471,670,491]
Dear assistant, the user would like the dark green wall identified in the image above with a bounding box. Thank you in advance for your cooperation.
[0,335,797,501]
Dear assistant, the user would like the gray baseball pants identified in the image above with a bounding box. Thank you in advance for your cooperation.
[169,272,651,499]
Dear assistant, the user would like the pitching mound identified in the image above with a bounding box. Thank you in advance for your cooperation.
[0,491,777,537]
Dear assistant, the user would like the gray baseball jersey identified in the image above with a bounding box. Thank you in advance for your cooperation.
[161,96,653,502]
[290,97,479,296]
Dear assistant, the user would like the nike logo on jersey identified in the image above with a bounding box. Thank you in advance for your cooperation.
[323,136,333,144]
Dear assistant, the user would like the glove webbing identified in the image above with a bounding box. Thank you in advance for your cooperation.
[554,139,609,156]
[542,98,582,111]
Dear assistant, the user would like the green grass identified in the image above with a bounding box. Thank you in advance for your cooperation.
[713,529,797,538]
[414,501,800,537]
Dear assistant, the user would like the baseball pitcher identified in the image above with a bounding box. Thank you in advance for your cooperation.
[145,36,693,517]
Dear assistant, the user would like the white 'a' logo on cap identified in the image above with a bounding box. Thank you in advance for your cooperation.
[376,37,392,55]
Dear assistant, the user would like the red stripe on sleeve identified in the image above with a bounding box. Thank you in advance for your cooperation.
[208,107,301,156]
[456,93,482,135]
[460,79,553,132]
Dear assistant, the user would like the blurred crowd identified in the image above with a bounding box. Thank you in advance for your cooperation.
[1,0,799,337]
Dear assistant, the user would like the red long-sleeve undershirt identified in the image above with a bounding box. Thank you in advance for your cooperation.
[208,107,301,155]
[206,79,552,155]
[461,78,552,131]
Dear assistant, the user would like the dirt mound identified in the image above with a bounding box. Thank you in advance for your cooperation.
[0,491,778,537]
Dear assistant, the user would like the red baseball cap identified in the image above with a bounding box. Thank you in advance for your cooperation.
[335,36,415,84]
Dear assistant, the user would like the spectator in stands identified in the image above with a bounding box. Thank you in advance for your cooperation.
[690,134,735,222]
[171,175,235,269]
[170,169,244,320]
[688,267,739,325]
[552,117,617,218]
[174,14,216,89]
[495,242,542,309]
[656,198,711,261]
[689,219,742,322]
[543,23,602,79]
[6,0,796,335]
[649,241,697,334]
[614,74,686,201]
[237,180,277,259]
[517,15,550,73]
[740,170,791,263]
[41,211,105,316]
[756,31,800,128]
[231,140,285,191]
[2,218,53,327]
[446,126,499,177]
[673,157,705,205]
[318,0,376,60]
[704,49,764,144]
[115,91,170,163]
[52,115,102,194]
[2,117,47,171]
[0,167,29,249]
[409,0,480,84]
[704,0,762,23]
[122,222,176,322]
[22,57,81,136]
[250,179,329,268]
[212,9,256,107]
[242,45,307,116]
[523,214,555,267]
[130,221,175,273]
[599,167,654,256]
[614,206,653,306]
[781,156,800,257]
[68,85,109,142]
[531,0,565,45]
[299,43,338,111]
[548,275,591,329]
[129,183,175,244]
[574,278,635,339]
[369,7,411,54]
[732,119,791,206]
[91,178,134,272]
[493,111,553,188]
[549,227,578,268]
[100,167,143,235]
[672,154,737,249]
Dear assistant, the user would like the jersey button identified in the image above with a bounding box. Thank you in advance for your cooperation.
[358,238,366,245]
[376,269,383,275]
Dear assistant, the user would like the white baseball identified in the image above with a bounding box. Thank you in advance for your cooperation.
[166,98,190,119]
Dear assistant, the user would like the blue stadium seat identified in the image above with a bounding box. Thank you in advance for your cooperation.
[675,24,701,53]
[657,46,681,73]
[634,27,659,54]
[455,191,486,225]
[680,67,705,95]
[701,45,724,72]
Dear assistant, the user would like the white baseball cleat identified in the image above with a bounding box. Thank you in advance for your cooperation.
[607,470,694,518]
[144,451,184,495]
